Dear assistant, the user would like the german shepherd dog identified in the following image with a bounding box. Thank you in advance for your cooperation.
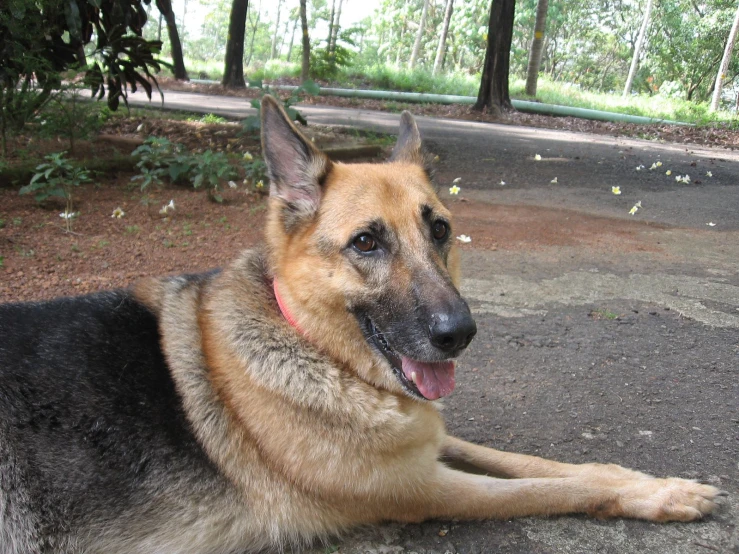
[0,96,722,553]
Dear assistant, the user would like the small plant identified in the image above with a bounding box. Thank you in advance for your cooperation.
[242,80,320,132]
[125,225,140,234]
[35,79,108,154]
[131,137,183,190]
[19,152,90,232]
[198,113,228,124]
[242,153,267,190]
[189,150,237,202]
[590,308,619,320]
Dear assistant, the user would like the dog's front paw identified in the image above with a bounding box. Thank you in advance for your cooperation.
[593,478,725,522]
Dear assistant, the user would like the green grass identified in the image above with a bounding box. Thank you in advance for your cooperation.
[509,76,736,126]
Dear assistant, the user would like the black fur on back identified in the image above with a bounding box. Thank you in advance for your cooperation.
[0,287,219,547]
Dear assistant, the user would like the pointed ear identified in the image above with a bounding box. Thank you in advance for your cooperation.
[390,111,425,165]
[261,95,332,226]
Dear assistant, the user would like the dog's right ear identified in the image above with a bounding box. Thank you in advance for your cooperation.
[260,95,332,226]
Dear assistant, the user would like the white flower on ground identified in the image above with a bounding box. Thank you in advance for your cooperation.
[243,152,253,161]
[59,211,78,219]
[612,186,621,195]
[635,164,645,171]
[534,154,542,161]
[666,170,672,176]
[255,180,265,189]
[656,161,662,167]
[453,177,462,183]
[159,200,175,215]
[550,177,558,184]
[449,185,460,195]
[499,180,506,186]
[228,180,237,189]
[706,171,713,177]
[707,222,716,227]
[649,163,658,170]
[111,207,125,219]
[629,201,642,215]
[456,234,472,243]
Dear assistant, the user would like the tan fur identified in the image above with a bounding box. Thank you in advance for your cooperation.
[132,99,721,551]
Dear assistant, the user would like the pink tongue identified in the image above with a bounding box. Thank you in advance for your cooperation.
[401,357,456,400]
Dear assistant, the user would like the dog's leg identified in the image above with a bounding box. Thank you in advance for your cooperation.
[434,436,722,522]
[409,463,721,523]
[442,436,647,480]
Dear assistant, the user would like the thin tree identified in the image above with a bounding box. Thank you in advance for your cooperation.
[326,0,336,49]
[155,0,189,80]
[433,0,454,75]
[710,2,739,111]
[329,0,344,55]
[287,15,299,62]
[300,0,310,82]
[409,0,429,69]
[270,0,284,59]
[245,0,261,67]
[475,0,516,114]
[524,0,548,96]
[622,0,653,98]
[222,0,249,88]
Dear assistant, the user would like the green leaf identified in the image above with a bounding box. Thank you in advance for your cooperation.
[300,80,320,96]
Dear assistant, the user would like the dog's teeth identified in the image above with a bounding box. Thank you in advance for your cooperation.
[411,371,417,384]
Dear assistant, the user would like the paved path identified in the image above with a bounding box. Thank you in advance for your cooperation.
[129,89,739,553]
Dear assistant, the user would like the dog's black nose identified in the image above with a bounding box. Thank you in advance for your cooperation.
[429,309,477,353]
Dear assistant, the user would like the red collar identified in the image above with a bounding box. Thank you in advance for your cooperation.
[273,279,305,335]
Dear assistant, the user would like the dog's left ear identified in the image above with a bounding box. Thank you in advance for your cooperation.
[261,95,332,222]
[389,111,433,175]
[390,111,424,164]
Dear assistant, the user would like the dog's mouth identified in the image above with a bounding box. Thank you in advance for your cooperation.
[364,318,455,401]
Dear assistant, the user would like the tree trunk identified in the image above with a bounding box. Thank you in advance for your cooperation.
[475,0,516,114]
[76,44,87,68]
[409,0,429,69]
[156,0,189,80]
[710,2,739,111]
[622,0,653,98]
[287,16,299,62]
[326,0,336,49]
[300,0,310,82]
[395,26,405,66]
[270,0,283,60]
[245,0,261,67]
[330,0,344,55]
[433,0,454,75]
[222,0,249,88]
[524,0,548,96]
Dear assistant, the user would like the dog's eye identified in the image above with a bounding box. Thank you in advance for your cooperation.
[432,220,449,241]
[353,234,377,253]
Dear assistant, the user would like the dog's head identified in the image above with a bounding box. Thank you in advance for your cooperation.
[261,95,476,401]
